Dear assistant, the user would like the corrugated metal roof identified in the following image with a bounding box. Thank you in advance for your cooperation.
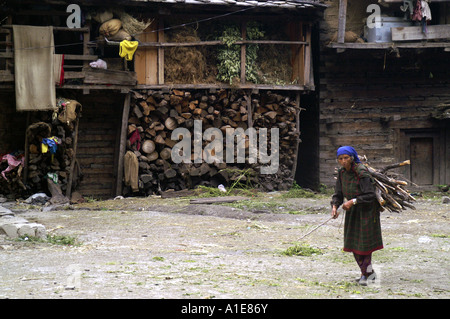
[130,0,326,9]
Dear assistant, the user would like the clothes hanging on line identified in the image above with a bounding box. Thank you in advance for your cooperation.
[53,54,65,87]
[119,40,139,61]
[13,25,56,111]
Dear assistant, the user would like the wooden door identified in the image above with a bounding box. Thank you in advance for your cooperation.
[76,94,123,199]
[410,137,433,185]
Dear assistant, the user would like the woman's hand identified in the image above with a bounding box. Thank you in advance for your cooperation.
[331,205,339,219]
[342,200,354,211]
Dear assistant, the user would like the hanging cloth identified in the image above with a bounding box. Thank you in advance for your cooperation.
[124,151,139,192]
[119,40,139,61]
[412,0,423,21]
[421,0,432,21]
[53,54,64,87]
[1,153,24,181]
[13,25,56,111]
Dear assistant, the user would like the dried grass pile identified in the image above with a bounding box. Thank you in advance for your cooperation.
[164,27,215,84]
[257,44,293,85]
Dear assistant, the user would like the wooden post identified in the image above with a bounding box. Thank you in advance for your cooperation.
[337,0,348,44]
[291,93,302,181]
[66,117,79,199]
[23,112,31,184]
[304,24,312,87]
[115,93,131,196]
[245,92,253,128]
[158,18,165,85]
[240,21,247,84]
[83,20,91,69]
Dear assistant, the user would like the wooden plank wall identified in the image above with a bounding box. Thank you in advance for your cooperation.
[76,93,124,199]
[319,48,450,187]
[0,93,27,155]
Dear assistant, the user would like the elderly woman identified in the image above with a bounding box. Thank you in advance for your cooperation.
[331,146,383,286]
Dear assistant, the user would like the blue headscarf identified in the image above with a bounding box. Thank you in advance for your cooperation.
[336,146,361,163]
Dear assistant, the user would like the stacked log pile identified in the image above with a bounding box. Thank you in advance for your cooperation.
[365,160,416,213]
[24,100,81,198]
[124,89,300,195]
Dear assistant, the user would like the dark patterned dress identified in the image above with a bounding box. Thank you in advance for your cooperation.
[331,163,383,255]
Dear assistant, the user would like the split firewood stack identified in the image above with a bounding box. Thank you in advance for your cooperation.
[363,159,416,213]
[23,98,82,200]
[125,89,301,195]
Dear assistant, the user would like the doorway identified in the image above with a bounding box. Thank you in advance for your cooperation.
[403,130,441,188]
[410,137,433,185]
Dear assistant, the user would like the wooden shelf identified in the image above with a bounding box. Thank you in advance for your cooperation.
[327,41,450,50]
[135,83,313,92]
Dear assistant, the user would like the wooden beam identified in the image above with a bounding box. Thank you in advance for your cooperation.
[135,83,310,91]
[2,25,90,32]
[116,93,131,196]
[337,0,348,44]
[380,0,450,2]
[392,24,450,41]
[113,40,308,47]
[304,24,312,87]
[240,21,247,84]
[328,41,450,49]
[64,54,98,60]
[66,117,79,199]
[83,68,137,86]
[158,18,164,85]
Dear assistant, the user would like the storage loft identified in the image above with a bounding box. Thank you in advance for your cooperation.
[328,0,450,52]
[0,2,322,92]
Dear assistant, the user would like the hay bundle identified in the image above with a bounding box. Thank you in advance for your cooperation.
[114,11,152,36]
[257,44,293,85]
[164,28,209,84]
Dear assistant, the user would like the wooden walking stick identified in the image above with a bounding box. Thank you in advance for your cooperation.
[298,216,334,240]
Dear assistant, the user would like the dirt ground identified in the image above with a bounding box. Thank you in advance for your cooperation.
[0,191,448,300]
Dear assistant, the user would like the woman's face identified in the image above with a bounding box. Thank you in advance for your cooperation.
[337,154,353,170]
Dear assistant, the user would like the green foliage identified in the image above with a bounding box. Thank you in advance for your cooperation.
[216,22,264,84]
[16,234,79,246]
[281,243,323,257]
[281,182,319,199]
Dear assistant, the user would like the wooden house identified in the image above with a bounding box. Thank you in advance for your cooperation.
[319,0,450,190]
[0,0,326,200]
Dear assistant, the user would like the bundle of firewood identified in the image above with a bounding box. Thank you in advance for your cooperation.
[24,100,81,198]
[125,89,300,195]
[364,160,416,213]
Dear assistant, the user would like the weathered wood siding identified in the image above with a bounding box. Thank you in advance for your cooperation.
[0,93,27,155]
[76,93,124,199]
[319,48,450,188]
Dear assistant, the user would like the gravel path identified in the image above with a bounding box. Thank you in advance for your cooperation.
[0,195,448,299]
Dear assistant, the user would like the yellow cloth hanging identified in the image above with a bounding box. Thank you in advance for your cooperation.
[119,40,139,61]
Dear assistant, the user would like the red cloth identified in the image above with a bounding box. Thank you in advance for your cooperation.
[129,130,141,151]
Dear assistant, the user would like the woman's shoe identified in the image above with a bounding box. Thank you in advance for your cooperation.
[357,272,376,286]
[358,275,368,286]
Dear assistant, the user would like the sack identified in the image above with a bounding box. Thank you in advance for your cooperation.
[58,99,81,128]
[99,19,122,37]
[107,29,132,41]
